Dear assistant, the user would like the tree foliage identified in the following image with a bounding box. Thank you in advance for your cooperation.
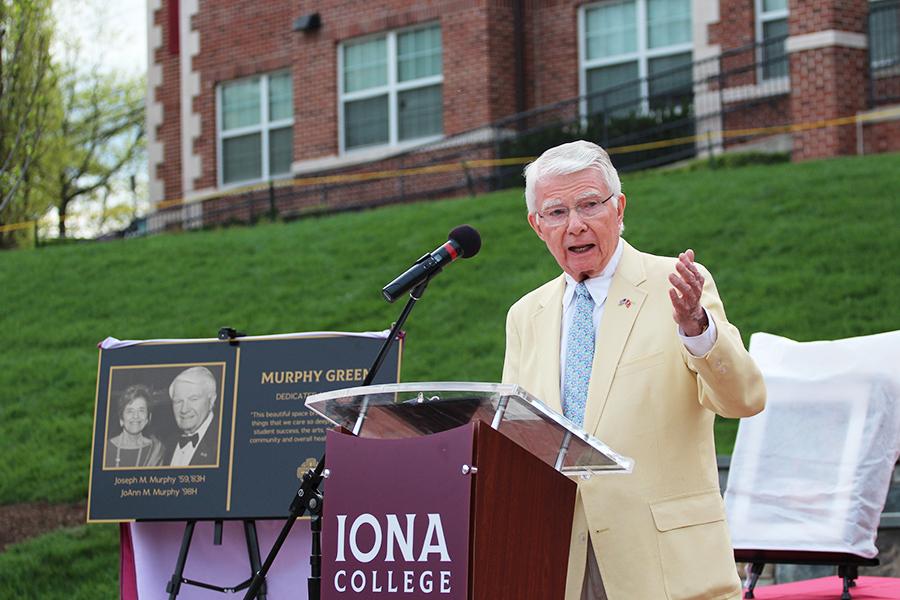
[0,0,146,246]
[49,66,144,238]
[0,0,58,246]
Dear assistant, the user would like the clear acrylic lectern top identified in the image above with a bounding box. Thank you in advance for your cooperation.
[305,382,633,478]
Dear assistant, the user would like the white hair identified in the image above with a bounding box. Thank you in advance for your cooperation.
[169,366,217,405]
[523,140,622,215]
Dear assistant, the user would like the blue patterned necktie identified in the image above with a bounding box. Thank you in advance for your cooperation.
[563,282,595,428]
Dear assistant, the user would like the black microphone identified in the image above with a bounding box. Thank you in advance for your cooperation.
[382,225,481,303]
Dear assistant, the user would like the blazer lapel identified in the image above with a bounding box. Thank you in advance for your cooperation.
[582,242,647,435]
[530,275,565,413]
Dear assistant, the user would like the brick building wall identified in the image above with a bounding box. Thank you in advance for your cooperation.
[439,4,498,135]
[147,0,898,226]
[708,0,757,88]
[191,0,296,192]
[184,141,496,229]
[291,2,445,163]
[871,73,900,105]
[707,0,792,150]
[723,96,791,136]
[484,3,519,122]
[709,0,899,160]
[788,0,868,36]
[527,1,582,109]
[787,0,869,161]
[863,118,900,154]
[150,0,578,209]
[790,45,870,158]
[182,1,527,185]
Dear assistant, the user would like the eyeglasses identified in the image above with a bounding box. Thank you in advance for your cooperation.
[537,193,614,227]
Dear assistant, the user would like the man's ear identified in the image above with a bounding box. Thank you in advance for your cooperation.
[616,193,627,226]
[528,212,546,241]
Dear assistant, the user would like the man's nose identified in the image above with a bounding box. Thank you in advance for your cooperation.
[566,211,588,233]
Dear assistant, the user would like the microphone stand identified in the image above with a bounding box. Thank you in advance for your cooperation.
[242,276,433,600]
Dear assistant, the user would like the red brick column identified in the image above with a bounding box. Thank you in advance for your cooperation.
[152,0,183,202]
[788,0,869,160]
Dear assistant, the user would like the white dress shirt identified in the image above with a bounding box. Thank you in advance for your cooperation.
[170,411,214,467]
[560,238,718,396]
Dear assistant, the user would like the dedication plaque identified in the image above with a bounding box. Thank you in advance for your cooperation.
[87,331,401,522]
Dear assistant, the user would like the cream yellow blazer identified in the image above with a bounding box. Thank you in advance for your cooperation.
[502,241,766,600]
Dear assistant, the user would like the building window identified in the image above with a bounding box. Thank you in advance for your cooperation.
[869,0,900,70]
[339,24,443,152]
[217,71,293,186]
[580,0,693,117]
[757,0,789,80]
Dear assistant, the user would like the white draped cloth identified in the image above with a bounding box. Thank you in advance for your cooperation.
[725,330,900,558]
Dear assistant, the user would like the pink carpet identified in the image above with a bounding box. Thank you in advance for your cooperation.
[753,577,900,599]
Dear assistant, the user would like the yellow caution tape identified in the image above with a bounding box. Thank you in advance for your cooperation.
[0,220,36,234]
[6,106,900,231]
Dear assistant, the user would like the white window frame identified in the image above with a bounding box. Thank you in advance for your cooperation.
[216,70,294,188]
[755,0,790,82]
[578,0,693,118]
[337,23,444,155]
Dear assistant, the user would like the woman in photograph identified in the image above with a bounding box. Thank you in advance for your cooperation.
[105,384,165,468]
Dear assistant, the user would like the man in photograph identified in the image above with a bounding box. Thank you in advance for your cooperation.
[165,366,220,467]
[502,140,766,599]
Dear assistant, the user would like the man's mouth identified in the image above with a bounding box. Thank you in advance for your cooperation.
[568,244,595,254]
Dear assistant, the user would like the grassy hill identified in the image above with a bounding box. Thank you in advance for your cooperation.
[1,152,898,596]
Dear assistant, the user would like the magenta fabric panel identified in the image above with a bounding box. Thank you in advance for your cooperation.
[125,520,311,599]
[754,576,900,599]
[120,523,139,600]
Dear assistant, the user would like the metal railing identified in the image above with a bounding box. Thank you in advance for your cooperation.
[126,27,898,235]
[486,36,793,190]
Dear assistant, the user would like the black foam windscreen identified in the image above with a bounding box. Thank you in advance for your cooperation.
[449,225,481,258]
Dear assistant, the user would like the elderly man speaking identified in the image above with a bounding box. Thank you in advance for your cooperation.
[502,141,766,599]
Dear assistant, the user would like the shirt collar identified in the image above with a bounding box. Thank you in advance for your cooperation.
[185,410,214,446]
[562,237,624,309]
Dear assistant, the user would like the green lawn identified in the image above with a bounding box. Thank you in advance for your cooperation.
[0,524,118,598]
[1,153,898,594]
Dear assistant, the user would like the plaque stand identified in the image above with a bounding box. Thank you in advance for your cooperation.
[166,519,267,599]
[162,327,268,599]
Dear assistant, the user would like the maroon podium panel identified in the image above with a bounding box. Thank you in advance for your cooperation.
[322,426,474,599]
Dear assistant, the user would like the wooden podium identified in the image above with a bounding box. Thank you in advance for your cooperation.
[306,383,633,600]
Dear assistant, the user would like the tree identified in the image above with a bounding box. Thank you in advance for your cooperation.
[0,0,146,245]
[0,0,59,246]
[49,66,144,238]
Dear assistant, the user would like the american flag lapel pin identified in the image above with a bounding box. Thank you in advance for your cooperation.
[618,298,632,309]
